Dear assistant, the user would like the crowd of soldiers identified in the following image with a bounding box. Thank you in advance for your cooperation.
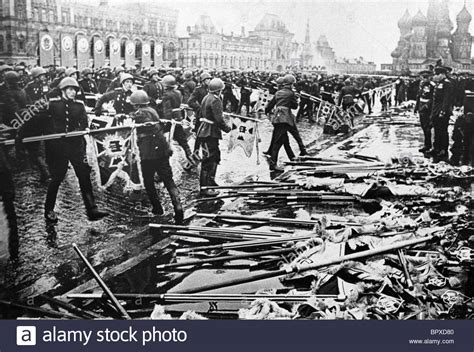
[1,60,474,262]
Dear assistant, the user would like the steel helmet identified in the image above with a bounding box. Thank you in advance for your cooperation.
[276,77,285,85]
[148,69,159,78]
[120,73,134,84]
[56,66,66,75]
[14,65,26,72]
[183,70,193,79]
[130,90,150,105]
[65,68,79,77]
[200,72,211,81]
[283,74,296,85]
[162,75,177,88]
[82,68,93,76]
[0,65,13,73]
[115,66,125,74]
[4,71,20,83]
[31,67,47,79]
[208,78,225,93]
[58,77,80,90]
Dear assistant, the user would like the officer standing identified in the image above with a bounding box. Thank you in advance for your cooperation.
[19,77,108,222]
[430,66,453,161]
[79,68,99,94]
[129,90,183,224]
[195,78,231,197]
[414,71,434,153]
[95,73,135,116]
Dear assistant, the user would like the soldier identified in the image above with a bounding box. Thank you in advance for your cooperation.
[161,75,193,162]
[295,75,310,121]
[24,67,50,103]
[236,72,252,115]
[265,74,299,171]
[188,72,211,150]
[143,69,164,113]
[196,78,231,197]
[222,74,238,113]
[429,66,453,161]
[129,90,183,224]
[181,70,196,104]
[18,77,108,222]
[95,73,134,116]
[48,68,86,103]
[49,67,66,89]
[106,66,125,92]
[0,128,18,261]
[79,68,99,94]
[414,71,434,153]
[337,79,360,111]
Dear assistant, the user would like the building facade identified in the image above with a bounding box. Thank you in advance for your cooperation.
[0,0,179,68]
[390,0,473,73]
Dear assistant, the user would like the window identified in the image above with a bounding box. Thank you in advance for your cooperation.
[49,10,54,22]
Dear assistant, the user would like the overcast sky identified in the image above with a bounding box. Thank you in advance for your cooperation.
[108,0,472,65]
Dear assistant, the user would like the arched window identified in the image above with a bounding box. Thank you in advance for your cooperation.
[167,42,176,61]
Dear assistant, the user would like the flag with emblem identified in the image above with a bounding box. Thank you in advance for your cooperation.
[227,117,259,158]
[254,89,273,112]
[86,127,143,192]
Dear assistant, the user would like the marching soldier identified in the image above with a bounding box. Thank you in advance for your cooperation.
[106,67,125,92]
[48,68,86,103]
[337,79,360,111]
[414,71,434,153]
[18,77,108,222]
[129,90,183,224]
[188,72,211,150]
[49,67,66,89]
[429,66,453,161]
[79,68,99,94]
[95,73,135,116]
[196,78,231,197]
[143,69,164,113]
[181,70,196,103]
[24,67,50,103]
[236,72,252,115]
[265,74,299,171]
[161,75,193,161]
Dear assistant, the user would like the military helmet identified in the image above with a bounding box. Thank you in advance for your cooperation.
[31,67,47,79]
[200,72,212,81]
[56,66,66,75]
[4,71,20,83]
[162,75,177,88]
[130,90,150,105]
[0,65,13,73]
[148,68,159,78]
[208,78,225,93]
[283,74,296,85]
[276,77,285,85]
[58,77,80,90]
[183,70,193,79]
[120,73,134,84]
[65,68,79,77]
[115,66,125,74]
[14,65,26,72]
[82,68,93,76]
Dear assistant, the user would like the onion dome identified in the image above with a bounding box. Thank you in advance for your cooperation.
[391,47,402,58]
[397,9,412,29]
[412,10,428,27]
[457,5,472,23]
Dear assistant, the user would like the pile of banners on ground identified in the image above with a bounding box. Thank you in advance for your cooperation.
[146,150,473,320]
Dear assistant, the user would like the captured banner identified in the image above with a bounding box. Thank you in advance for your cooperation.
[227,116,259,158]
[86,126,144,192]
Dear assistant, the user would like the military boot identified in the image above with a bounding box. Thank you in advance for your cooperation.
[82,192,109,221]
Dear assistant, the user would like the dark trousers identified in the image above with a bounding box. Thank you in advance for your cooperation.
[163,122,192,156]
[238,92,251,115]
[270,124,294,165]
[419,111,432,149]
[432,113,450,153]
[44,141,94,213]
[363,94,372,113]
[25,141,49,179]
[141,158,178,213]
[0,170,18,259]
[265,128,295,160]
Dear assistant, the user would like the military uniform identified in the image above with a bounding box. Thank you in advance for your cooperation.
[430,77,453,157]
[24,80,50,104]
[143,80,164,113]
[414,79,434,152]
[79,77,99,94]
[132,106,182,223]
[95,87,133,116]
[196,92,231,189]
[236,76,252,115]
[21,95,104,220]
[181,79,196,103]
